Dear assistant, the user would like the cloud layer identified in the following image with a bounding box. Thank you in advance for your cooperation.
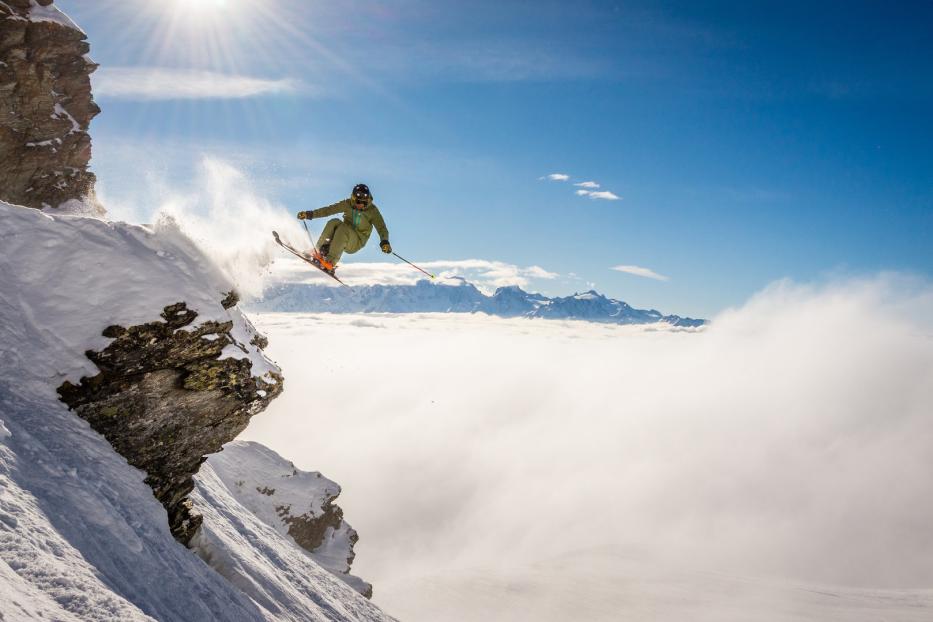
[244,275,933,620]
[94,67,301,100]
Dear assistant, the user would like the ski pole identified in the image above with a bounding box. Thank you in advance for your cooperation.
[301,219,317,249]
[392,252,435,280]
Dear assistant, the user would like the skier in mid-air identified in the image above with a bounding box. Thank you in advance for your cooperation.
[296,183,391,276]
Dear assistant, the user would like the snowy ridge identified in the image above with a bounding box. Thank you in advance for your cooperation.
[252,279,706,327]
[191,465,391,621]
[202,441,372,597]
[0,200,389,621]
[0,200,278,387]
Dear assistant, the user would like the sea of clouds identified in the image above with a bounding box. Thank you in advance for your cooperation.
[240,276,933,620]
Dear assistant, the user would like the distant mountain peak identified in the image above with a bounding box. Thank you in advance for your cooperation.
[252,278,706,327]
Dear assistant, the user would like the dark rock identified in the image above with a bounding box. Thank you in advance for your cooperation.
[220,290,239,310]
[58,302,283,544]
[249,333,269,350]
[0,0,100,209]
[277,501,344,555]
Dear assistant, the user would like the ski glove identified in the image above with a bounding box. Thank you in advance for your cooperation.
[380,240,392,254]
[297,211,313,220]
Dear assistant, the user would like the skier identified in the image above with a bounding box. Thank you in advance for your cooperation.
[296,183,391,275]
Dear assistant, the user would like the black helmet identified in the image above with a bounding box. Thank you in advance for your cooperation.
[352,183,371,202]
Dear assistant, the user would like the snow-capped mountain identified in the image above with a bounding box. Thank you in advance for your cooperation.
[251,279,706,327]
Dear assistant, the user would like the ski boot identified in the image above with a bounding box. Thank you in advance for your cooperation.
[310,250,337,276]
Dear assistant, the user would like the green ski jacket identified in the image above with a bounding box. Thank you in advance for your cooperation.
[310,198,389,245]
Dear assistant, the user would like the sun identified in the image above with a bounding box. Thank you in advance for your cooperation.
[172,0,240,21]
[176,0,235,12]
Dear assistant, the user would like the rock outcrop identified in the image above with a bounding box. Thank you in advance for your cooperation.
[58,299,284,544]
[204,441,373,597]
[0,0,99,209]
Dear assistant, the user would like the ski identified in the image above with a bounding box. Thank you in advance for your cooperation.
[272,231,348,286]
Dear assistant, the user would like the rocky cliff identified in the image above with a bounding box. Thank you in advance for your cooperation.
[57,297,284,544]
[0,0,99,210]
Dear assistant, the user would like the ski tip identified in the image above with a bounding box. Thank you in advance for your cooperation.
[272,230,280,240]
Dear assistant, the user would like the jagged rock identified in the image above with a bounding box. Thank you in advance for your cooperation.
[0,0,100,209]
[221,290,239,310]
[277,499,345,555]
[57,301,283,544]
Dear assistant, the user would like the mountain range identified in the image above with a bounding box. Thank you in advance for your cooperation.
[250,278,707,327]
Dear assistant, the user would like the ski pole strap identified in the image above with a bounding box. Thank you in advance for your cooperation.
[392,252,435,279]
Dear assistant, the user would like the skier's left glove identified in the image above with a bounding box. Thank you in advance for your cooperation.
[380,240,392,254]
[297,211,313,220]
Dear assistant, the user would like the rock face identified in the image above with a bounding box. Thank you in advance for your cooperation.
[57,298,284,544]
[0,0,99,209]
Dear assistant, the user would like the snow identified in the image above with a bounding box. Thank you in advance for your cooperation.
[27,0,83,33]
[202,441,371,594]
[190,464,391,622]
[52,103,80,134]
[25,138,62,148]
[218,307,281,381]
[0,200,277,386]
[0,200,386,620]
[0,371,259,620]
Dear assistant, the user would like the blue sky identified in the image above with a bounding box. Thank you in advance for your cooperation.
[59,0,932,317]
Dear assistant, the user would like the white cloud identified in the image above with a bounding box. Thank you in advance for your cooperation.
[544,177,620,201]
[271,257,558,292]
[587,190,621,200]
[612,265,669,281]
[93,67,302,100]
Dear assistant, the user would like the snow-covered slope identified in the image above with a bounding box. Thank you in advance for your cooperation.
[190,464,389,622]
[0,201,390,621]
[252,279,706,327]
[202,441,372,597]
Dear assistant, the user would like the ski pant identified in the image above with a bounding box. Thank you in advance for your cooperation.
[317,218,364,264]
